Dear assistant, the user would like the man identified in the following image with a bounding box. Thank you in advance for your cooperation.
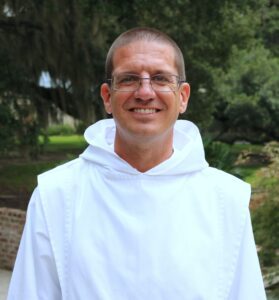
[8,27,266,299]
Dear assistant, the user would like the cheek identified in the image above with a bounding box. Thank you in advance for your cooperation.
[109,98,125,116]
[112,94,133,111]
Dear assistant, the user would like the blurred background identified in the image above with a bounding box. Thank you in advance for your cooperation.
[0,0,278,298]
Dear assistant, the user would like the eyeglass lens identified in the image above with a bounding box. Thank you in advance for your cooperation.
[112,74,179,92]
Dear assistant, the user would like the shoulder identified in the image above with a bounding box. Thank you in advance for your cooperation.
[38,157,85,186]
[37,156,93,194]
[37,157,90,214]
[202,166,249,187]
[201,167,251,207]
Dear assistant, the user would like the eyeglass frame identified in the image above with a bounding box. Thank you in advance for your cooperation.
[106,73,186,93]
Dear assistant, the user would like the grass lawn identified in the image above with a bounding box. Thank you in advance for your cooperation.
[43,135,87,152]
[0,162,59,193]
[0,135,87,193]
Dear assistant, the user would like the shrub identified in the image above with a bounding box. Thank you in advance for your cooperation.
[252,199,279,267]
[251,144,279,268]
[0,103,17,155]
[204,138,236,173]
[75,122,87,135]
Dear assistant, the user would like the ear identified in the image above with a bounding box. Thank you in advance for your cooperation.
[100,83,112,114]
[178,82,190,114]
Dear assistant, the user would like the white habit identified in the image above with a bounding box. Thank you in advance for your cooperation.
[8,119,266,299]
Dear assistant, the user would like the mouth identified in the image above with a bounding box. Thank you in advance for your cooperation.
[130,108,160,114]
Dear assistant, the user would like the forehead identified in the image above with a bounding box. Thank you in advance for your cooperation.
[112,40,177,75]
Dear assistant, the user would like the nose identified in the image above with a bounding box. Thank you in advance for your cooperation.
[134,78,156,101]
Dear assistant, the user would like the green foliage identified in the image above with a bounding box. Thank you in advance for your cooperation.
[203,138,236,173]
[267,288,279,300]
[0,99,41,158]
[213,44,279,142]
[15,100,41,159]
[252,199,279,267]
[250,142,279,268]
[75,121,87,135]
[0,102,17,154]
[259,0,279,57]
[264,141,279,163]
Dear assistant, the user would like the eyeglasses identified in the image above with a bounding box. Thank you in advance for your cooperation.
[107,73,185,92]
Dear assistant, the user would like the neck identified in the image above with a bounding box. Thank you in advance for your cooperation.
[114,131,174,173]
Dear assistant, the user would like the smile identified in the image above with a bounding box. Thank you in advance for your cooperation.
[132,108,159,114]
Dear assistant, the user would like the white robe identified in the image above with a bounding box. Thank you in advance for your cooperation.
[8,119,266,299]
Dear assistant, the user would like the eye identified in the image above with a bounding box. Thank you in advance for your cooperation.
[116,74,138,85]
[152,74,172,84]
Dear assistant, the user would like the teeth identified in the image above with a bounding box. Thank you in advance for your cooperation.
[133,108,157,113]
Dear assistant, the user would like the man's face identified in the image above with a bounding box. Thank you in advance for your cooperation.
[101,40,190,145]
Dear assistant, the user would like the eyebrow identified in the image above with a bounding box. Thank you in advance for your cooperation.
[113,71,178,76]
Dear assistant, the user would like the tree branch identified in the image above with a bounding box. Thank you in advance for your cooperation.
[0,18,42,32]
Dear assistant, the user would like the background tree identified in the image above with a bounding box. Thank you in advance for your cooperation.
[212,0,279,142]
[0,0,278,157]
[213,44,279,142]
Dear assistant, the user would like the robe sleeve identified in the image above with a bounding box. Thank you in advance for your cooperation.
[7,188,61,300]
[227,210,267,300]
